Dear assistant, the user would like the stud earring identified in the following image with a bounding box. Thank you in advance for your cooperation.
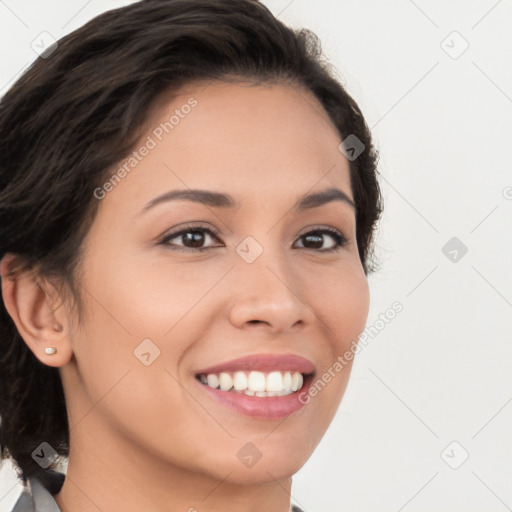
[44,347,57,355]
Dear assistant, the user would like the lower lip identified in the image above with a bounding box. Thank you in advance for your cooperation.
[195,374,314,420]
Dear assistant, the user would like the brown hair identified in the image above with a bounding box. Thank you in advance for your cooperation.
[0,0,381,482]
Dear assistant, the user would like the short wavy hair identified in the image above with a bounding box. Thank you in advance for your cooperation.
[0,0,382,482]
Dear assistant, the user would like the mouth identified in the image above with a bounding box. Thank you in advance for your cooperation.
[193,353,316,420]
[195,369,312,397]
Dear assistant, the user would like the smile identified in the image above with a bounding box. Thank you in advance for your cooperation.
[193,353,316,419]
[196,370,306,397]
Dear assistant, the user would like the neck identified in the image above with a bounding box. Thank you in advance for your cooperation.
[54,419,293,512]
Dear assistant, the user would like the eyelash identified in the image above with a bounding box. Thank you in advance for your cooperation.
[158,223,348,253]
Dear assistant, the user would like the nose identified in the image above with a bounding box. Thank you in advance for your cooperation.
[226,246,316,335]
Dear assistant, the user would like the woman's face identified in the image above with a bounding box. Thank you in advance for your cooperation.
[62,81,370,483]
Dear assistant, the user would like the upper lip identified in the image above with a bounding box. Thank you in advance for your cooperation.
[195,353,316,375]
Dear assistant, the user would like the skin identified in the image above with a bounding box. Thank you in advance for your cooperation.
[1,81,370,512]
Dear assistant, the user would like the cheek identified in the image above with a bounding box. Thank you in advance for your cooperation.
[69,255,230,411]
[305,260,370,352]
[109,255,228,326]
[78,250,212,338]
[300,262,369,415]
[76,252,370,393]
[335,271,370,347]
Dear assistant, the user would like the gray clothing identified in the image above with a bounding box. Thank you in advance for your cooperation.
[12,471,64,512]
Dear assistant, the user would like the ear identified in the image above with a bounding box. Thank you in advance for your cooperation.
[0,253,73,368]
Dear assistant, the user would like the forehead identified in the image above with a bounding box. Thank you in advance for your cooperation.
[99,81,352,216]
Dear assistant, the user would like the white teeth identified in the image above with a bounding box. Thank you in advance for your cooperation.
[283,371,292,392]
[199,370,307,396]
[233,371,248,391]
[266,371,283,392]
[219,372,233,391]
[248,371,266,392]
[291,372,303,392]
[207,374,219,388]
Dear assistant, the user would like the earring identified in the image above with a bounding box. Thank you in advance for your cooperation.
[44,347,57,355]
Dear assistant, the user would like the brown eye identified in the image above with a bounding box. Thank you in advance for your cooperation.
[178,230,208,248]
[159,224,347,253]
[159,225,223,251]
[294,228,347,252]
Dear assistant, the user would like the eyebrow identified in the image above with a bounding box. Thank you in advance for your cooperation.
[138,186,355,215]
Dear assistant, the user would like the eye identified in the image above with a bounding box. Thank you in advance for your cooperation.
[158,224,347,252]
[159,223,223,252]
[293,227,347,252]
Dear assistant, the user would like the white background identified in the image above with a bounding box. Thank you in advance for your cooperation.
[0,1,511,511]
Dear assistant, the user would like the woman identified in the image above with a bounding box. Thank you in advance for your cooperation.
[0,0,381,510]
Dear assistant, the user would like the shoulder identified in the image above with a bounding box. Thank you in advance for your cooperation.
[11,470,64,512]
